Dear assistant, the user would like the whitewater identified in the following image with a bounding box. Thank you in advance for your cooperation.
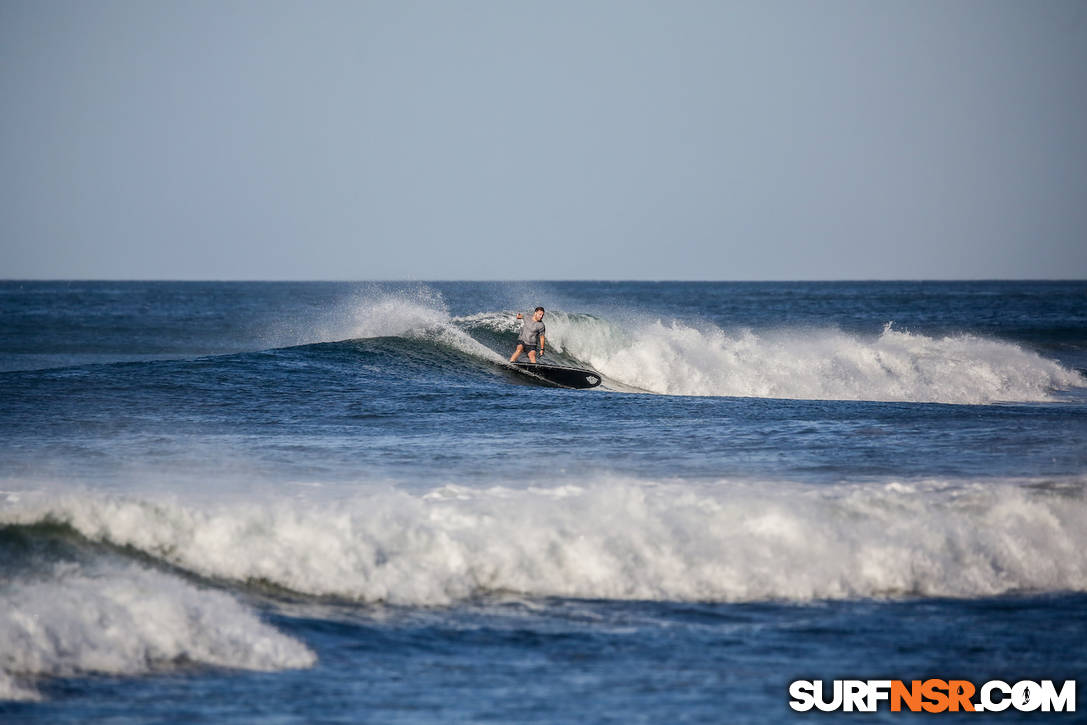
[5,476,1087,606]
[458,311,1080,404]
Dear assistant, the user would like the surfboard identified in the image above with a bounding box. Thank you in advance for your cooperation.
[513,362,602,389]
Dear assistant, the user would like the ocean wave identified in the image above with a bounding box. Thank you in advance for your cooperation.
[274,290,1083,404]
[4,478,1086,609]
[545,317,1084,404]
[0,560,315,701]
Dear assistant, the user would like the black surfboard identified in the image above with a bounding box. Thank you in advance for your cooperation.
[513,362,602,389]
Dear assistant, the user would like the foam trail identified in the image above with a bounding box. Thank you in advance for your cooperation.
[0,561,316,701]
[5,478,1086,607]
[548,317,1082,404]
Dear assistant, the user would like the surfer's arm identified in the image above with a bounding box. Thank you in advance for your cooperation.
[539,334,545,354]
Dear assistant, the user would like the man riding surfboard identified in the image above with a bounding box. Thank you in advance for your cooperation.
[510,307,546,363]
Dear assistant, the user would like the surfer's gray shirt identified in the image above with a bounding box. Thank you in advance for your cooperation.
[518,316,546,346]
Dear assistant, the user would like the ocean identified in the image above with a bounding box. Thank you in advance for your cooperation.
[1,280,1085,722]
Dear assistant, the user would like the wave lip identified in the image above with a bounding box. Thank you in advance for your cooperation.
[0,561,315,701]
[4,478,1086,609]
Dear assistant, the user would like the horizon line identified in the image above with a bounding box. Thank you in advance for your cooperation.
[3,277,1086,284]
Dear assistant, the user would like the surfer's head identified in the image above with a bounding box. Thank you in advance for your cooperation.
[534,307,545,321]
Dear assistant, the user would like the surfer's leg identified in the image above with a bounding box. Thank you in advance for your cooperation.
[527,349,537,363]
[510,344,525,362]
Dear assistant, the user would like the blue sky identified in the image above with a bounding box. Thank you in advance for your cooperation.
[2,0,1085,280]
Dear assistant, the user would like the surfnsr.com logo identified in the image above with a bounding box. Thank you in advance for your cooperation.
[789,679,1076,713]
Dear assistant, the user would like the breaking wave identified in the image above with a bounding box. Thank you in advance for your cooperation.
[3,477,1086,610]
[0,559,315,701]
[477,314,1083,404]
[254,290,1085,404]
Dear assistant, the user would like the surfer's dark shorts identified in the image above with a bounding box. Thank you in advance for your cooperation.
[514,341,539,352]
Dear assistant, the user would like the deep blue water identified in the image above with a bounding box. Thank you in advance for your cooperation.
[2,280,1086,722]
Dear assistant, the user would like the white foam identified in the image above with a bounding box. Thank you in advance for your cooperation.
[5,478,1086,608]
[0,561,316,701]
[554,317,1082,404]
[0,672,39,702]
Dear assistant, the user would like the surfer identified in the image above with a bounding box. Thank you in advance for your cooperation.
[510,307,546,363]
